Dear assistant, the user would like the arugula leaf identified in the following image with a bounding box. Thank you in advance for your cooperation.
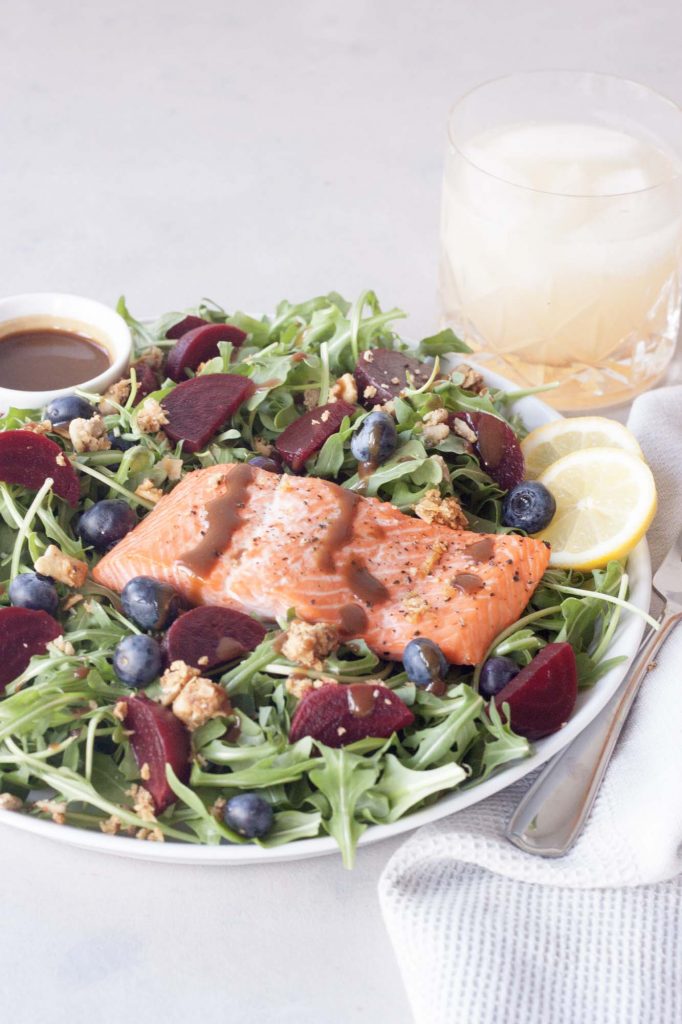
[418,327,472,356]
[308,746,381,868]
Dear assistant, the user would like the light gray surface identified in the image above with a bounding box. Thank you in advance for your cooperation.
[1,3,681,1023]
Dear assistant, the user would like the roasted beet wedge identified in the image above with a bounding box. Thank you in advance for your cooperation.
[354,349,431,407]
[0,430,80,506]
[275,400,355,471]
[131,360,160,402]
[450,411,524,491]
[165,315,209,340]
[0,607,62,693]
[494,642,578,741]
[161,373,256,453]
[289,683,415,747]
[123,694,191,813]
[166,323,248,382]
[164,605,266,670]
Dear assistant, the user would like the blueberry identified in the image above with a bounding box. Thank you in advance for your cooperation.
[350,411,397,467]
[78,500,137,552]
[502,481,556,533]
[108,433,136,452]
[113,634,162,687]
[223,792,273,839]
[403,637,449,687]
[8,572,59,615]
[479,656,520,699]
[248,456,282,474]
[121,576,183,631]
[45,395,95,426]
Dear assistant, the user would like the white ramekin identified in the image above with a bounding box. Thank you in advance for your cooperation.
[0,292,132,414]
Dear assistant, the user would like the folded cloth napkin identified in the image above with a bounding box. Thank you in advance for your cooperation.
[379,385,682,1024]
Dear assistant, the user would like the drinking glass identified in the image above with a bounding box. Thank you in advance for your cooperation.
[440,71,682,410]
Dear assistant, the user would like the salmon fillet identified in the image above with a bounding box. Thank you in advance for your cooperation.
[94,463,551,665]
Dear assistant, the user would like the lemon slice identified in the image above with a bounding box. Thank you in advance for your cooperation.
[535,447,656,570]
[522,417,643,480]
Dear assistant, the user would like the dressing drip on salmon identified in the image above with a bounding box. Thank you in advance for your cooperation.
[93,463,551,664]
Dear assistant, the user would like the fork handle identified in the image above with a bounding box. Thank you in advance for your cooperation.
[506,610,682,857]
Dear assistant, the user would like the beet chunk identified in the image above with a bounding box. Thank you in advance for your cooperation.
[0,607,62,693]
[123,694,191,813]
[165,315,209,340]
[450,411,524,491]
[494,642,578,741]
[275,401,355,472]
[161,374,256,453]
[354,349,431,407]
[0,430,80,507]
[164,606,266,670]
[131,360,160,402]
[289,683,415,747]
[166,323,248,382]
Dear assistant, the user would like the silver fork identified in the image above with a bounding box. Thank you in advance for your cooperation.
[506,534,682,857]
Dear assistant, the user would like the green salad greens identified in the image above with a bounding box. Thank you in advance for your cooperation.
[0,291,647,866]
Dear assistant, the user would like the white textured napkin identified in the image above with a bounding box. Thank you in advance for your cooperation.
[379,385,682,1024]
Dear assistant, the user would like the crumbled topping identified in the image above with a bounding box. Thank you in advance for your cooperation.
[402,593,430,621]
[135,478,165,504]
[303,388,321,410]
[160,660,200,705]
[337,726,347,737]
[452,418,478,444]
[55,452,67,466]
[281,620,339,669]
[329,373,358,405]
[35,799,67,825]
[363,385,378,400]
[414,489,468,531]
[99,377,131,415]
[136,398,168,433]
[211,797,227,821]
[321,410,330,423]
[35,544,88,587]
[69,414,111,453]
[373,399,396,417]
[24,419,53,435]
[362,350,374,363]
[135,346,165,371]
[136,827,165,842]
[423,407,449,426]
[453,364,487,395]
[284,672,339,700]
[140,762,151,781]
[422,412,451,446]
[49,635,75,657]
[253,436,274,457]
[159,456,183,482]
[127,784,156,822]
[197,655,209,666]
[0,793,22,811]
[418,539,448,577]
[171,676,232,731]
[99,814,122,835]
[422,423,450,446]
[112,700,128,722]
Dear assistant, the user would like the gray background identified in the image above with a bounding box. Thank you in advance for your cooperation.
[1,2,680,1022]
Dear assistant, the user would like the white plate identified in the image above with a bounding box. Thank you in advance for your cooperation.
[0,365,651,863]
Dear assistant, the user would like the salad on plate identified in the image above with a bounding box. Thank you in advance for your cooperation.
[0,291,657,866]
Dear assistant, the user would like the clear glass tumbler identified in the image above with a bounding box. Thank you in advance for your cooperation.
[440,71,682,410]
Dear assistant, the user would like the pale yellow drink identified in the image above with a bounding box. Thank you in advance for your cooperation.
[441,121,682,409]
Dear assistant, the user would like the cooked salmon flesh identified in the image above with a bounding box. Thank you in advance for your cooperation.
[93,463,550,664]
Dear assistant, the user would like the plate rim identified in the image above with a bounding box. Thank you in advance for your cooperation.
[0,362,651,864]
